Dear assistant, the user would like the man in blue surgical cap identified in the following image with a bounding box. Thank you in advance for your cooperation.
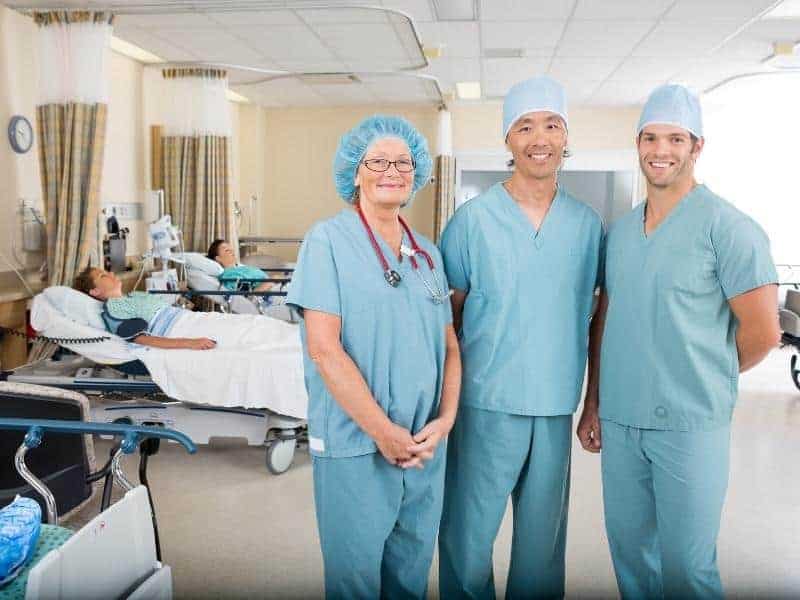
[577,84,780,598]
[438,76,604,598]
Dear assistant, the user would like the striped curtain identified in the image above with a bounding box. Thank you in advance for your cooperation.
[433,109,456,243]
[433,155,456,243]
[34,11,113,286]
[159,68,234,253]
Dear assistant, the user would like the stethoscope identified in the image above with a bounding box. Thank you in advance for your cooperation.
[355,203,452,305]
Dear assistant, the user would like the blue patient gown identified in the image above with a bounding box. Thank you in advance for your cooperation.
[438,183,604,599]
[600,184,778,599]
[286,208,452,600]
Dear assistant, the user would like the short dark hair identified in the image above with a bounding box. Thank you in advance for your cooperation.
[207,239,226,260]
[74,266,98,295]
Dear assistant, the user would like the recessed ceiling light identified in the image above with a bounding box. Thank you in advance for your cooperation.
[763,41,800,69]
[456,81,481,99]
[110,36,162,63]
[226,89,250,103]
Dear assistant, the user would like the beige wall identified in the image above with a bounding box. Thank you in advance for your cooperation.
[245,104,439,262]
[0,7,41,275]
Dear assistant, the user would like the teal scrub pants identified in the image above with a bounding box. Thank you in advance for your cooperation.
[312,446,445,600]
[439,405,572,599]
[601,420,730,599]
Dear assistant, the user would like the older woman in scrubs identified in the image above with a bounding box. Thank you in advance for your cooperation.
[286,115,461,599]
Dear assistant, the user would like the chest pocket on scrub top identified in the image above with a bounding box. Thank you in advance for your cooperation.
[657,247,717,296]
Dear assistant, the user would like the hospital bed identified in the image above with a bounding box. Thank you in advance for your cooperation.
[779,288,800,392]
[2,287,308,475]
[181,252,296,321]
[0,410,196,599]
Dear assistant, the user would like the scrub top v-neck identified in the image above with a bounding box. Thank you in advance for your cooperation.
[600,184,778,431]
[286,209,453,458]
[440,182,604,416]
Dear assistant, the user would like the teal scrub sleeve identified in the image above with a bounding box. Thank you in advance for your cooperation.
[286,226,342,317]
[713,217,779,299]
[439,208,471,293]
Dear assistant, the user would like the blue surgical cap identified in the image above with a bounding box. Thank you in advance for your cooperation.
[637,84,703,138]
[503,76,568,139]
[333,115,433,204]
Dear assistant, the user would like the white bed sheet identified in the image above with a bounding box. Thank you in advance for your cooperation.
[29,294,308,418]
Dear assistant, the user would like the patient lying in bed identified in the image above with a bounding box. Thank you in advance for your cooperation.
[74,267,295,352]
[207,239,276,293]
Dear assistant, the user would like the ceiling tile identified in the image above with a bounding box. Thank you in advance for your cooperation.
[734,18,800,42]
[314,24,408,60]
[115,12,218,29]
[205,10,304,26]
[559,79,604,103]
[483,57,551,97]
[416,22,481,58]
[632,21,744,57]
[481,21,566,53]
[607,56,693,82]
[549,56,623,81]
[664,0,778,22]
[422,58,482,91]
[557,20,654,57]
[308,82,378,104]
[154,28,264,64]
[381,0,437,23]
[235,25,335,61]
[299,7,389,24]
[573,0,674,20]
[114,26,199,62]
[590,80,663,105]
[480,0,578,21]
[712,37,774,62]
[238,78,328,108]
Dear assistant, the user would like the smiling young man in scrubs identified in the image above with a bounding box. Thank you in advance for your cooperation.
[438,76,604,599]
[577,84,780,599]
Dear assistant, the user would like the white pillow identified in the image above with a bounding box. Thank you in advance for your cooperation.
[41,286,106,330]
[181,252,223,277]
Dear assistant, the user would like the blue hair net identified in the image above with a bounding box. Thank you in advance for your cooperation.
[333,115,433,204]
[503,76,568,139]
[637,84,703,138]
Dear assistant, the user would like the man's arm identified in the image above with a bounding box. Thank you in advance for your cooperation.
[728,284,781,372]
[450,289,467,335]
[576,290,608,453]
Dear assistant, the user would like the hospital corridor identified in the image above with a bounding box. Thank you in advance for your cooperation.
[0,1,799,599]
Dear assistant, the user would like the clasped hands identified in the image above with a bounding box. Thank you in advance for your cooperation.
[375,418,453,469]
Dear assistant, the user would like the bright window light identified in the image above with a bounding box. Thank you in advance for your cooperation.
[699,73,800,266]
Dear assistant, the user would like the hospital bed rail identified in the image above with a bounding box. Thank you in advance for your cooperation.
[0,418,195,599]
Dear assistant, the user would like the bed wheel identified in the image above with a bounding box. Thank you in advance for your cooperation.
[791,354,800,392]
[266,438,296,475]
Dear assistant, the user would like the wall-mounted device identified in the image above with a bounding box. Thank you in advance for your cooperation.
[102,211,129,273]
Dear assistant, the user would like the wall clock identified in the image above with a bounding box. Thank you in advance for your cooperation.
[8,115,33,154]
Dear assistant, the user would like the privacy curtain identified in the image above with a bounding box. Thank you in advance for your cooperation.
[34,11,113,286]
[433,109,456,243]
[159,68,234,253]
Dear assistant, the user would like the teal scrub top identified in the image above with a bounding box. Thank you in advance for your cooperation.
[286,209,453,458]
[600,184,778,431]
[440,183,604,416]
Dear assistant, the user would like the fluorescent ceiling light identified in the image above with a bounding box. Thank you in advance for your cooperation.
[763,41,800,69]
[456,81,481,99]
[763,0,800,19]
[226,89,250,103]
[110,36,162,63]
[432,0,476,21]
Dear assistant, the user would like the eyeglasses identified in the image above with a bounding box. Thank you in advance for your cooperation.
[362,158,416,173]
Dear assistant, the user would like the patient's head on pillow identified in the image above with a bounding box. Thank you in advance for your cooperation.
[75,266,123,301]
[207,239,236,269]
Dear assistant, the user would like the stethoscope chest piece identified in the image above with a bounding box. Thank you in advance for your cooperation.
[384,270,402,287]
